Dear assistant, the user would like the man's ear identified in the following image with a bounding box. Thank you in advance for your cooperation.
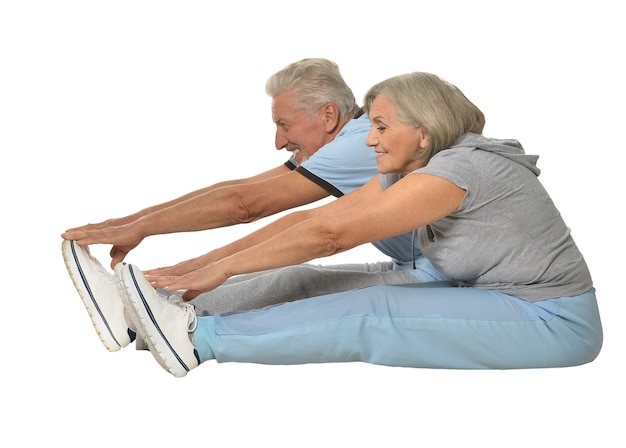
[322,103,341,133]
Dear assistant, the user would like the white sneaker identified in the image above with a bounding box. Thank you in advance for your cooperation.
[116,263,200,378]
[62,239,136,351]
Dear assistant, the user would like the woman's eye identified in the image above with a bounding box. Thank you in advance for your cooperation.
[377,125,386,132]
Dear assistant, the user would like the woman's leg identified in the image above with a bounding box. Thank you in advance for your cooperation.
[193,284,602,369]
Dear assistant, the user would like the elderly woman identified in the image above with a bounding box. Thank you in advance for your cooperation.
[115,72,602,377]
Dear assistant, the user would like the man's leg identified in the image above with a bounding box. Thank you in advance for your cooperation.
[191,259,444,315]
[62,240,136,351]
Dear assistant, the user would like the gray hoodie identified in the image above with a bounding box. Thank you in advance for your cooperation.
[379,133,592,302]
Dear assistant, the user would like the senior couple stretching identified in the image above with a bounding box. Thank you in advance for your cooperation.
[62,59,602,377]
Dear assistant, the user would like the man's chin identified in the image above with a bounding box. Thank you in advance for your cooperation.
[293,151,309,165]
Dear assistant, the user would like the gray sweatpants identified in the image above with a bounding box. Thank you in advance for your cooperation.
[135,258,445,350]
[136,262,417,350]
[190,262,420,315]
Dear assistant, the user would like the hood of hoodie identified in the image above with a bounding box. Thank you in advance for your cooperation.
[452,133,541,177]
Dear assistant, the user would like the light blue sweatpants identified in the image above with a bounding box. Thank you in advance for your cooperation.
[193,284,602,369]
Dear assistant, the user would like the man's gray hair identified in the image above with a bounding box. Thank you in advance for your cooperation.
[266,58,360,120]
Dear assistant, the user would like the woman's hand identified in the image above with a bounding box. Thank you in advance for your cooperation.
[145,260,229,301]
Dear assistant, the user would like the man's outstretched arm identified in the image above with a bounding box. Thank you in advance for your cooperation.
[62,166,329,267]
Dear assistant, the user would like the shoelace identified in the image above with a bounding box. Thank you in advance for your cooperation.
[180,303,198,332]
[165,295,198,333]
[165,293,184,304]
[85,245,117,284]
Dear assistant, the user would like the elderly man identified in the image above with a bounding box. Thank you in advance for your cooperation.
[63,58,385,351]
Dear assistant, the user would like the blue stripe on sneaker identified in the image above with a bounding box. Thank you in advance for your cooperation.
[70,240,122,348]
[128,265,190,373]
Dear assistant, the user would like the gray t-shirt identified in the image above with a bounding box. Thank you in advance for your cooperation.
[380,134,592,302]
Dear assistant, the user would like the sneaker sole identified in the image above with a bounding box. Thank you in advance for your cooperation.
[62,240,133,351]
[117,264,193,377]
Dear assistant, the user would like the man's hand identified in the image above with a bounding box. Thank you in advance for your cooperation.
[62,219,144,268]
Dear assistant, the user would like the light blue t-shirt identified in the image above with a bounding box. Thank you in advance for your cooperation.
[286,113,421,269]
[286,114,377,197]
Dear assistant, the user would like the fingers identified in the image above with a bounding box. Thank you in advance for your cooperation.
[60,230,94,245]
[143,266,178,276]
[144,259,197,277]
[61,229,113,246]
[144,275,192,293]
[143,273,173,289]
[62,220,143,251]
[62,223,102,234]
[63,217,132,235]
[182,290,201,301]
[110,248,128,269]
[62,221,113,240]
[144,272,214,296]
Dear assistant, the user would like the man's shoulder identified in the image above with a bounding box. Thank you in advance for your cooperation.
[305,118,375,168]
[341,114,371,135]
[322,115,370,150]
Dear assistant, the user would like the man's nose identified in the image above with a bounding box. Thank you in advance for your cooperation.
[275,130,288,150]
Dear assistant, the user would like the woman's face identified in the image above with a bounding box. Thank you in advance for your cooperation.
[366,94,430,175]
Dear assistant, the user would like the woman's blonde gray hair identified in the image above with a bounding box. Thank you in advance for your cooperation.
[364,72,485,160]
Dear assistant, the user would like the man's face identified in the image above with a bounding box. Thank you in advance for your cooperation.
[271,89,329,165]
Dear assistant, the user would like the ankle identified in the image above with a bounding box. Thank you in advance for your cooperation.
[193,315,216,362]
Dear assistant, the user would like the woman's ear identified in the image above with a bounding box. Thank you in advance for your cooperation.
[417,127,431,150]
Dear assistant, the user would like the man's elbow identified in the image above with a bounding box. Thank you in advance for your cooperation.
[320,236,345,258]
[230,202,257,224]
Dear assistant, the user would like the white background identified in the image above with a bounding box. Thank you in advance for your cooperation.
[1,1,623,446]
